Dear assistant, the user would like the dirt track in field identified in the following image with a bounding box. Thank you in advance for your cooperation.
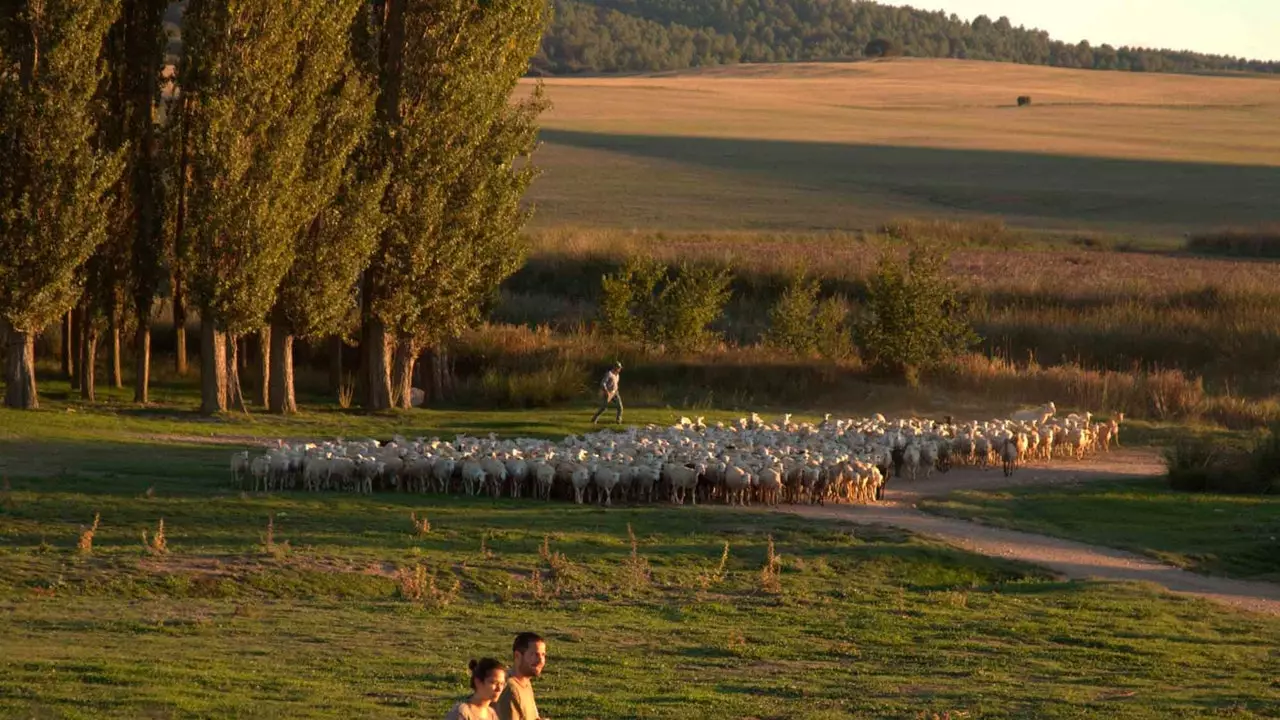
[781,449,1280,617]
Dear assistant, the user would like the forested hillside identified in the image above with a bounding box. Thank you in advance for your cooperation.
[535,0,1280,75]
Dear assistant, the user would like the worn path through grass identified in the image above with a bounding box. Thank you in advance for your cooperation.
[918,477,1280,583]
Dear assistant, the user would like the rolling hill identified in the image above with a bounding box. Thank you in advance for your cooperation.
[524,59,1280,235]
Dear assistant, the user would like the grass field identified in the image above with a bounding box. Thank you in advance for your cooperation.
[2,394,1280,718]
[523,59,1280,235]
[919,479,1280,582]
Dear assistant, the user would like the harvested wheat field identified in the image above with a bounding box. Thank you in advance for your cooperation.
[523,59,1280,234]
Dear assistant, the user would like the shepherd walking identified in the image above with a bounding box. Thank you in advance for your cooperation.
[591,361,624,424]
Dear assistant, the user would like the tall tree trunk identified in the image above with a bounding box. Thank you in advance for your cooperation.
[328,335,343,394]
[2,319,39,409]
[109,307,123,389]
[173,89,193,378]
[81,319,98,402]
[199,314,227,414]
[391,334,416,410]
[362,316,393,411]
[61,311,74,381]
[69,306,83,390]
[173,279,188,375]
[257,326,271,407]
[268,321,296,414]
[226,333,247,413]
[425,345,455,404]
[134,313,151,404]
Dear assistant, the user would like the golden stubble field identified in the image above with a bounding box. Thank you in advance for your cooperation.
[522,59,1280,234]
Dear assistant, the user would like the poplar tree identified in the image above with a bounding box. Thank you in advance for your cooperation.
[266,0,385,414]
[0,0,124,409]
[104,0,168,403]
[182,0,368,413]
[362,0,549,410]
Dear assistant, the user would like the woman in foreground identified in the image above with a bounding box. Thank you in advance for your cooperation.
[445,658,507,720]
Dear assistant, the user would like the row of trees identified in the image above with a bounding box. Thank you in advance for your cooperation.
[0,0,549,412]
[599,245,976,384]
[535,0,1280,75]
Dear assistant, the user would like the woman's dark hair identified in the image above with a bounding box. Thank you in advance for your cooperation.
[468,658,506,688]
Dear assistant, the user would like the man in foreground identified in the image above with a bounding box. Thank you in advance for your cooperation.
[591,361,623,425]
[495,632,547,720]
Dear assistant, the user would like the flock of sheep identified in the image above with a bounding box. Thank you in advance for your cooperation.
[229,402,1122,506]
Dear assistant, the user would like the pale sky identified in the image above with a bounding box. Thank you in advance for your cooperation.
[894,1,1279,62]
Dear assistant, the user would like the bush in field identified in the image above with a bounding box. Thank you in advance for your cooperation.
[814,296,855,360]
[599,256,733,352]
[857,244,977,385]
[766,273,820,355]
[655,262,734,352]
[600,255,666,340]
[767,272,854,360]
[1164,427,1280,494]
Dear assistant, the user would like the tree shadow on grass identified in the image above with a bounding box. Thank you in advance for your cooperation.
[540,129,1280,232]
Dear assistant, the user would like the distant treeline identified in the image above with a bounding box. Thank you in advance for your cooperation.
[535,0,1280,75]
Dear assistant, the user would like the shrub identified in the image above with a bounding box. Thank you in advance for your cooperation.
[1164,428,1280,494]
[813,296,854,361]
[599,256,733,352]
[767,272,855,360]
[599,255,665,340]
[766,272,820,355]
[654,262,734,351]
[1185,226,1280,258]
[857,244,977,385]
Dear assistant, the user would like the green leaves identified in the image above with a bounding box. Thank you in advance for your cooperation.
[0,0,124,333]
[366,0,550,348]
[856,243,978,385]
[599,257,733,353]
[182,0,376,335]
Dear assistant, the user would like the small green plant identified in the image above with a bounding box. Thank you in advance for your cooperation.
[857,243,977,385]
[77,513,101,554]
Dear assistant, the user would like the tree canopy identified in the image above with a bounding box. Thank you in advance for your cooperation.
[536,0,1280,76]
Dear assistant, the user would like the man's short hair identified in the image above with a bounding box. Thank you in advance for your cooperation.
[513,631,544,654]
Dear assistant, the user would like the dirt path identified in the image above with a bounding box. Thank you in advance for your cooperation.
[782,449,1280,617]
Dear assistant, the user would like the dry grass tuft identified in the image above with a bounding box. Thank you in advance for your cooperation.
[479,533,495,561]
[528,568,546,600]
[758,535,782,594]
[77,513,101,554]
[261,513,288,557]
[142,519,168,556]
[397,564,462,607]
[397,565,427,601]
[410,511,431,537]
[621,523,651,592]
[538,535,579,595]
[698,540,732,592]
[338,373,356,410]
